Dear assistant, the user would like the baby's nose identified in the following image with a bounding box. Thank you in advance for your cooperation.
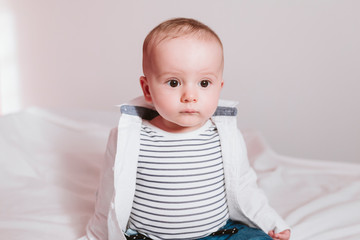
[181,91,198,103]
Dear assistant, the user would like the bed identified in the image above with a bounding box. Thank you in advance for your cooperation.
[1,107,359,240]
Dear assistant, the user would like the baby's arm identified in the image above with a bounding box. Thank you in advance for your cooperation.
[82,128,117,239]
[231,130,290,234]
[268,229,291,240]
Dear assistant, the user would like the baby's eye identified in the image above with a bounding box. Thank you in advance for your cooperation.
[199,80,210,88]
[167,79,180,88]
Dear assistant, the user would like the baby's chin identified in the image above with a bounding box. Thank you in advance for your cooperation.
[152,116,208,133]
[167,120,209,133]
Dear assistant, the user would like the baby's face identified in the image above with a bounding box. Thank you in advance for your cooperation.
[141,36,224,133]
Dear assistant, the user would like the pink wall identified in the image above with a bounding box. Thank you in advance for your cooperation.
[1,0,359,163]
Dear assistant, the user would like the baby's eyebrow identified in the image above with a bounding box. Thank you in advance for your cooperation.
[200,72,218,78]
[196,73,221,81]
[156,71,183,78]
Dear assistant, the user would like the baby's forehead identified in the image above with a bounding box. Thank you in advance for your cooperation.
[148,33,222,54]
[142,32,224,76]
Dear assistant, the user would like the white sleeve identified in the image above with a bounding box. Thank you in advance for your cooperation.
[234,130,290,233]
[81,128,118,240]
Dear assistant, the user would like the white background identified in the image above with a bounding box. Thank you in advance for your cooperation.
[0,0,359,163]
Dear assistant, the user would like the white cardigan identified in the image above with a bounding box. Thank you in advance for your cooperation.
[81,97,289,240]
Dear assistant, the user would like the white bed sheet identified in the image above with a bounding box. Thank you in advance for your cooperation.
[0,108,359,240]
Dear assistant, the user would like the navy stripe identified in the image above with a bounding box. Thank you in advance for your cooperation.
[139,150,221,159]
[139,145,220,154]
[137,167,223,178]
[137,161,222,172]
[134,183,226,198]
[135,172,224,184]
[138,155,222,165]
[135,177,224,191]
[134,188,226,205]
[140,134,219,142]
[140,139,220,148]
[133,195,227,212]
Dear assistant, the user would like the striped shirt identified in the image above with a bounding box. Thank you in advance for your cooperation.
[128,120,229,240]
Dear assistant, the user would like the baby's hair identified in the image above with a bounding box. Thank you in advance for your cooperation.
[142,17,223,75]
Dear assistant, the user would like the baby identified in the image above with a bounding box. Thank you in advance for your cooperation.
[82,18,291,240]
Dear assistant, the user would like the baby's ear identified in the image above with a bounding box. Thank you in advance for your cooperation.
[140,76,152,102]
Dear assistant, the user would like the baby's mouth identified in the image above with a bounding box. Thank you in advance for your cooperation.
[181,110,198,114]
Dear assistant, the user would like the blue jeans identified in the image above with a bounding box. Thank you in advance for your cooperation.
[197,219,272,240]
[126,219,272,240]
